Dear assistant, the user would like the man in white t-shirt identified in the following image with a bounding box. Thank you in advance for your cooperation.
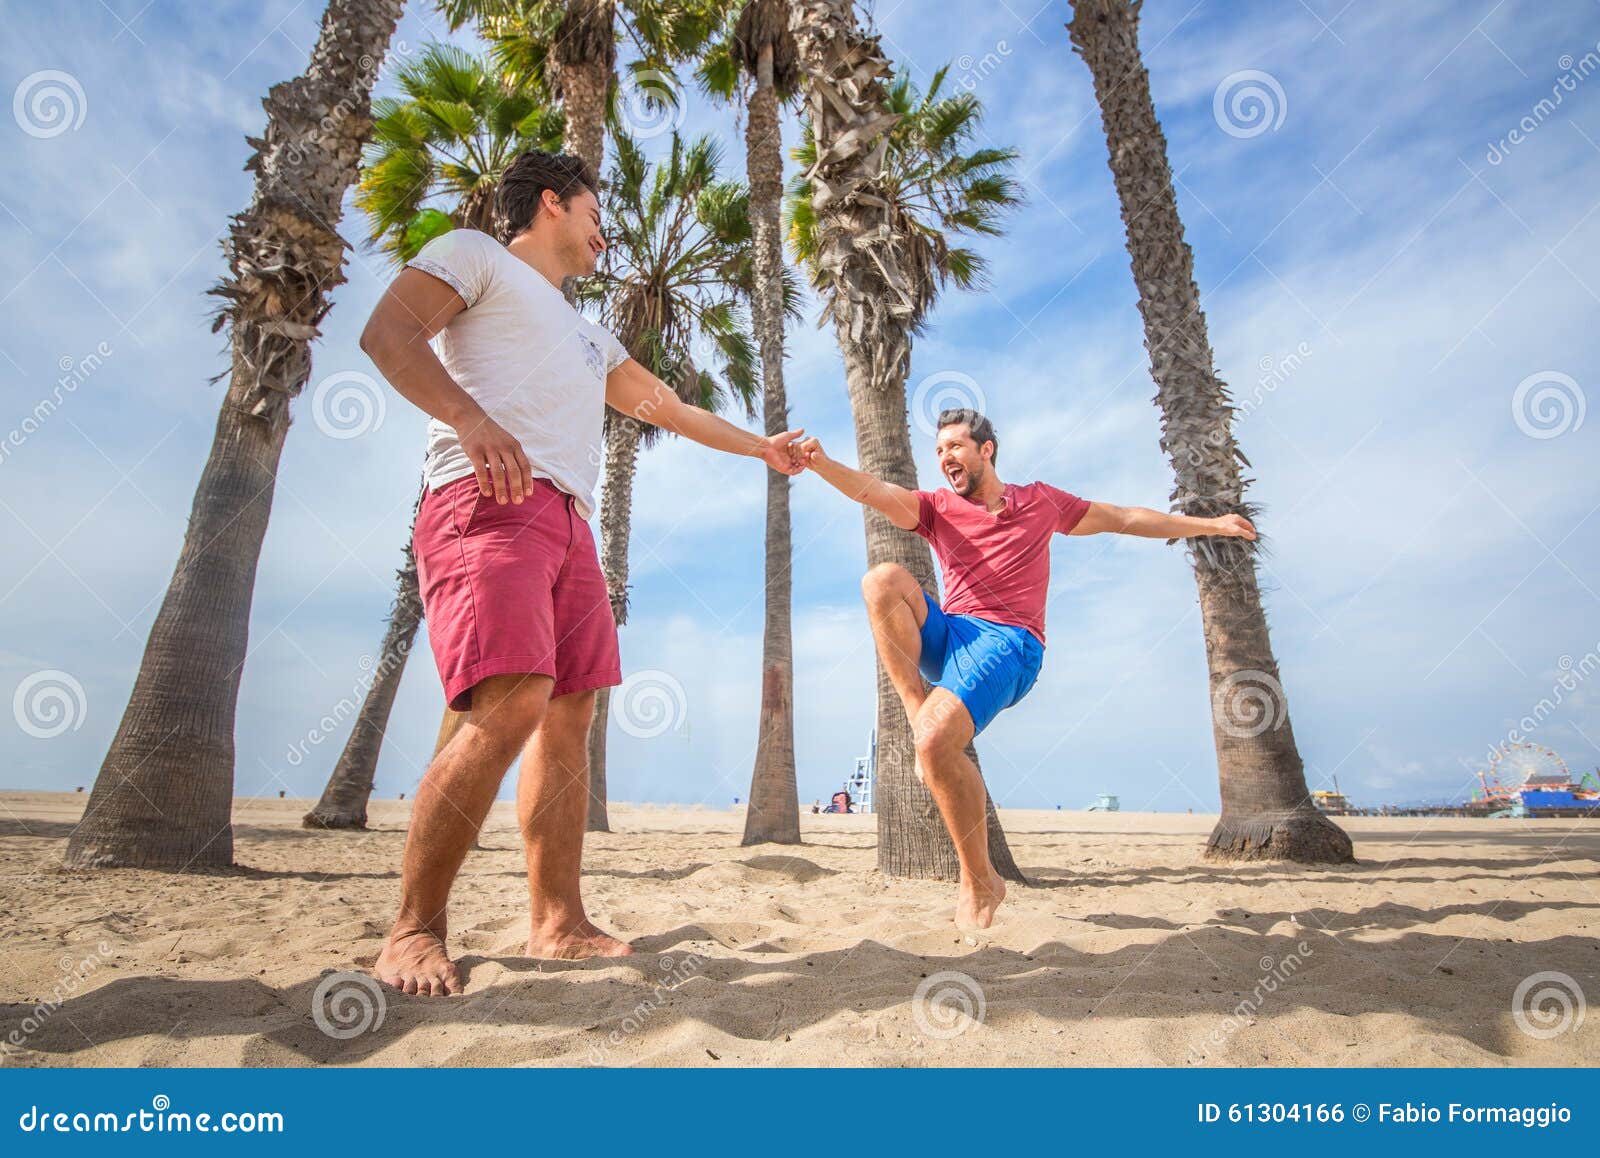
[359,151,805,996]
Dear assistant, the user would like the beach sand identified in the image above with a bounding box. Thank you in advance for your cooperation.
[2,791,1596,1067]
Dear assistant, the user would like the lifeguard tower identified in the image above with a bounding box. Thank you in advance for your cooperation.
[845,730,876,814]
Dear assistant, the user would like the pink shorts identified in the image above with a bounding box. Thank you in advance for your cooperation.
[413,475,621,711]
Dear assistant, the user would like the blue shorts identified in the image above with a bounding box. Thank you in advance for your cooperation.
[918,593,1045,736]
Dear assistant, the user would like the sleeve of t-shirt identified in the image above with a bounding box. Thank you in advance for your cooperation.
[406,229,496,308]
[913,489,940,540]
[1040,483,1091,534]
[595,324,630,373]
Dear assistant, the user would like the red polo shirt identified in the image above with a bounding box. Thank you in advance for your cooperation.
[913,481,1090,645]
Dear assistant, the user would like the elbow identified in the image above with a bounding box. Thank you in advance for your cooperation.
[358,318,384,359]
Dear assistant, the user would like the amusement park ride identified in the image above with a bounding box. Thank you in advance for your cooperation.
[1306,745,1599,819]
[1467,742,1600,818]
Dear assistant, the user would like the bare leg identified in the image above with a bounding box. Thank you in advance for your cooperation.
[375,673,551,995]
[861,563,1004,926]
[861,560,931,719]
[914,691,1005,929]
[520,687,633,959]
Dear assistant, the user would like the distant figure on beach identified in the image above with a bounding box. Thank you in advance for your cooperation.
[799,410,1254,931]
[822,791,852,814]
[359,150,805,996]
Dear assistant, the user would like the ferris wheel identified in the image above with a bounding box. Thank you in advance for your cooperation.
[1488,742,1570,788]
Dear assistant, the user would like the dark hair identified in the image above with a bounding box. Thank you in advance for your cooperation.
[936,407,998,464]
[494,150,600,242]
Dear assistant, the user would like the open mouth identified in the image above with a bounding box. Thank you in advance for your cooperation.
[946,466,967,488]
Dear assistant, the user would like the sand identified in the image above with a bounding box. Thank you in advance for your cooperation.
[1,791,1597,1067]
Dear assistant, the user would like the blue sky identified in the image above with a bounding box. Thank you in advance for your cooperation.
[1,0,1597,816]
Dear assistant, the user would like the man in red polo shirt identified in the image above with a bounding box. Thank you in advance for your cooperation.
[799,409,1255,930]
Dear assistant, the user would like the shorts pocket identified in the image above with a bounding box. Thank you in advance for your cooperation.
[1009,640,1045,706]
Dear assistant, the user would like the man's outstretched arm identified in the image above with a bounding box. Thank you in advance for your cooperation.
[796,437,920,531]
[605,359,804,475]
[1071,501,1257,541]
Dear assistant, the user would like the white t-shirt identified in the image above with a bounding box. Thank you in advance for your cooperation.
[406,229,629,518]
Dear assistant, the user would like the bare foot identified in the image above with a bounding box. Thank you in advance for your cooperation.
[374,926,461,996]
[526,918,635,960]
[955,869,1007,931]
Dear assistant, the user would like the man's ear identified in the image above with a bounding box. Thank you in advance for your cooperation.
[540,188,563,218]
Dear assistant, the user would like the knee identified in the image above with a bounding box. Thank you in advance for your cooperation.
[915,713,947,767]
[861,562,913,604]
[912,705,961,768]
[468,677,549,750]
[913,732,955,784]
[545,691,596,753]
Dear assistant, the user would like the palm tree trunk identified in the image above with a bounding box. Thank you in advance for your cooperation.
[63,0,405,871]
[740,55,801,846]
[433,705,466,755]
[553,1,615,173]
[587,415,644,832]
[559,59,608,173]
[1067,0,1351,863]
[587,686,613,831]
[303,518,424,829]
[790,0,1022,882]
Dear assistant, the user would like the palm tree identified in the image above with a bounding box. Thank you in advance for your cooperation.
[440,0,732,172]
[304,48,566,831]
[580,132,769,830]
[787,0,1025,881]
[303,505,424,829]
[357,42,566,259]
[62,0,406,870]
[701,0,803,845]
[1066,0,1350,862]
